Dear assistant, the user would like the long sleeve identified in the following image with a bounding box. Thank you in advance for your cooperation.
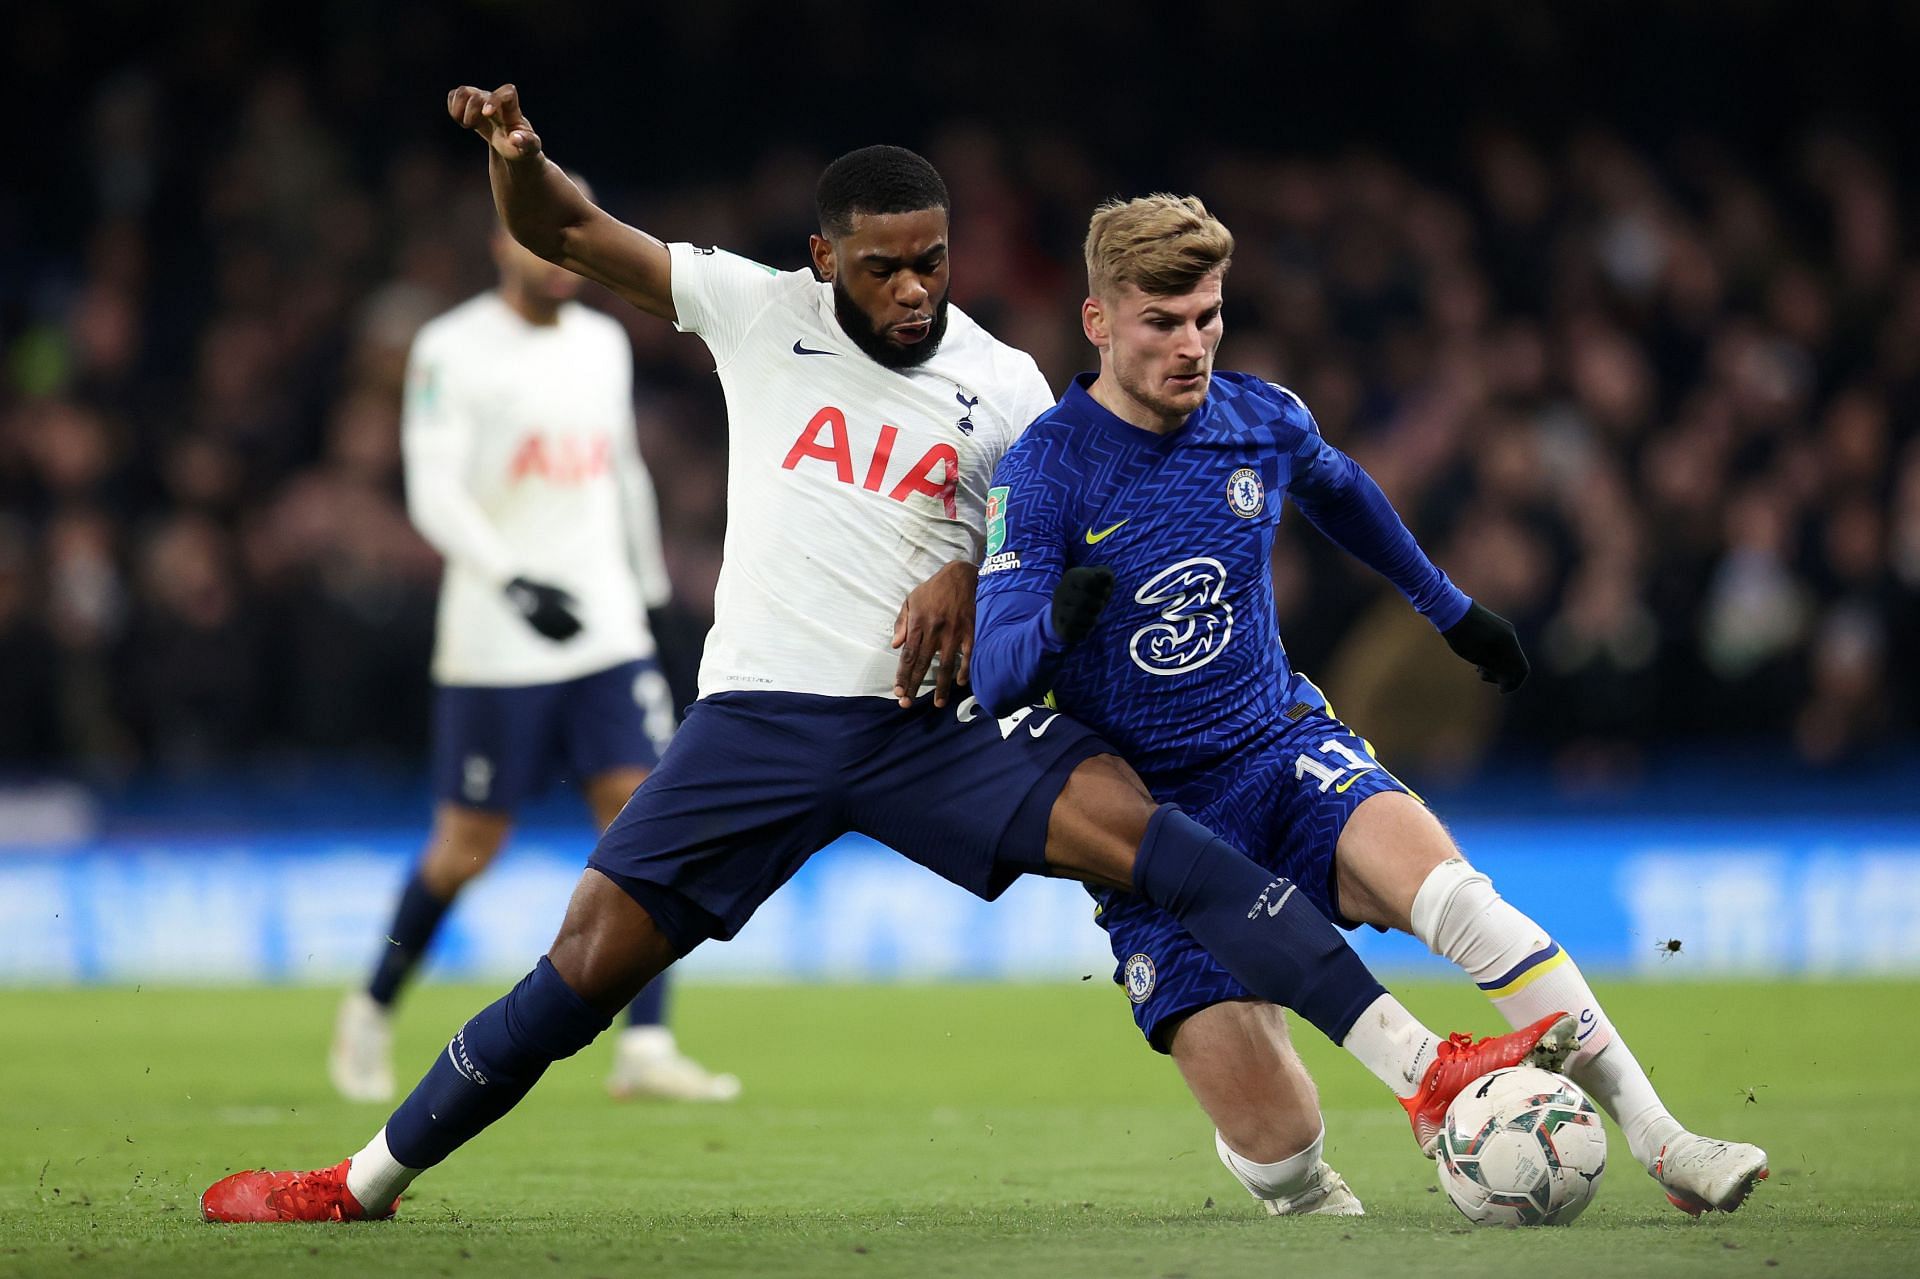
[400,334,519,588]
[1287,425,1470,630]
[613,404,674,608]
[971,430,1078,715]
[973,587,1068,716]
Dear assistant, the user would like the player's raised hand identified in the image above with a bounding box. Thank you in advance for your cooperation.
[448,84,543,162]
[1441,600,1529,693]
[892,561,976,709]
[1051,566,1114,647]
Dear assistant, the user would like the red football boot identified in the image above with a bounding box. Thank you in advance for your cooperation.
[1402,1011,1578,1155]
[201,1159,397,1223]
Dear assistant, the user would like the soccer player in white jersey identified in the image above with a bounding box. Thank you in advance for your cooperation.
[328,210,738,1105]
[201,84,1575,1224]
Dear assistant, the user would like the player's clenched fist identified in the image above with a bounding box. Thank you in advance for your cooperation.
[1051,566,1114,647]
[447,84,543,161]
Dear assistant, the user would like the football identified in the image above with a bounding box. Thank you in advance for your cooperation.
[1435,1066,1608,1227]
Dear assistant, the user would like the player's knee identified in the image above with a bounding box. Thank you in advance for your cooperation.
[1043,754,1155,888]
[1408,855,1497,955]
[423,808,511,894]
[546,869,677,1017]
[1335,792,1456,931]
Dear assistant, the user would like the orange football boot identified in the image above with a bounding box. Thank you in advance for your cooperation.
[201,1159,397,1223]
[1402,1011,1579,1155]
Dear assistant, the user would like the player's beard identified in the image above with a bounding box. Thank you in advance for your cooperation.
[1115,353,1210,426]
[833,278,950,369]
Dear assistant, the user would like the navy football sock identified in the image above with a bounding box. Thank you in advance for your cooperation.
[367,870,452,1008]
[384,957,612,1169]
[625,974,670,1028]
[1131,805,1384,1043]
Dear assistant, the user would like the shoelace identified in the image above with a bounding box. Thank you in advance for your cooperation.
[265,1169,351,1220]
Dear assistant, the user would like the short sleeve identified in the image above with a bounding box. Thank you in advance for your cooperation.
[1003,353,1058,444]
[667,242,789,367]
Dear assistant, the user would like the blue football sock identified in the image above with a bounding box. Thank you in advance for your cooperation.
[1131,805,1384,1043]
[625,973,670,1028]
[384,957,611,1169]
[366,869,452,1008]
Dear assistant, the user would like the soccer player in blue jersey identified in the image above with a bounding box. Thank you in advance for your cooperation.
[972,194,1769,1216]
[200,88,1572,1225]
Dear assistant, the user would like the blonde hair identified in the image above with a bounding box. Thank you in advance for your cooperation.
[1084,194,1234,299]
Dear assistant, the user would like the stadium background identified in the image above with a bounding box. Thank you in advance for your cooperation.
[3,0,1918,988]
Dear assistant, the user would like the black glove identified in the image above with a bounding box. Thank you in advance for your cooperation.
[1442,600,1528,693]
[503,577,583,641]
[1051,566,1115,647]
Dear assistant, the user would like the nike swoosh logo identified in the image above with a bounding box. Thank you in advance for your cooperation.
[1265,883,1297,916]
[1027,713,1060,738]
[1084,520,1127,545]
[792,340,838,356]
[1333,767,1377,794]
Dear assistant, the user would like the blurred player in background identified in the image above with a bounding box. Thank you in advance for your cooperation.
[973,194,1767,1216]
[328,196,738,1106]
[201,84,1575,1225]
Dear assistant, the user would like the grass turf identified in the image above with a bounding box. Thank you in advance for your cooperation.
[2,979,1913,1278]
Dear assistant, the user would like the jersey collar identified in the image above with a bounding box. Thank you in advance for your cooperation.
[1061,372,1211,450]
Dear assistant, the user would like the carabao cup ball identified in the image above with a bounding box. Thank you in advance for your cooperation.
[1435,1065,1608,1227]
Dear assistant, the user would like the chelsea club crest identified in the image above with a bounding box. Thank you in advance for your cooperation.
[1226,467,1265,518]
[1123,953,1157,1004]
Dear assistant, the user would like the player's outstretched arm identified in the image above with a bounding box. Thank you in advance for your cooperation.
[447,84,675,321]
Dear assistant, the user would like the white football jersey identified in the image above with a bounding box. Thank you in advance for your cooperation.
[402,292,672,686]
[668,242,1056,700]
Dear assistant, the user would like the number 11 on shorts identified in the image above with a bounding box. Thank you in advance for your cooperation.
[1294,738,1374,793]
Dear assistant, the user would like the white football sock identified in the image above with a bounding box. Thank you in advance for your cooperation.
[617,1025,676,1057]
[1339,993,1439,1099]
[1576,1036,1685,1170]
[1411,856,1683,1167]
[346,1126,420,1209]
[1216,1125,1324,1201]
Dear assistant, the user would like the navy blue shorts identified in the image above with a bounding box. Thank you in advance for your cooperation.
[587,691,1112,952]
[1094,706,1412,1051]
[431,659,675,811]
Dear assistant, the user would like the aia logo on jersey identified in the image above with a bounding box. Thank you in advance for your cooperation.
[1226,466,1265,518]
[782,405,960,518]
[509,432,611,485]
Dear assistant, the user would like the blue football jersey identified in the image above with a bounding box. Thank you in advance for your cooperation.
[974,371,1468,787]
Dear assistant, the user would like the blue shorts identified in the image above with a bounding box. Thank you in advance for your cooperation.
[1094,705,1411,1051]
[588,691,1113,952]
[431,659,674,811]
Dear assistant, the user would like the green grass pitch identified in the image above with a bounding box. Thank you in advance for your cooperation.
[3,979,1915,1277]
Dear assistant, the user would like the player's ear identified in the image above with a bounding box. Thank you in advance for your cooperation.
[1082,296,1109,350]
[810,234,836,282]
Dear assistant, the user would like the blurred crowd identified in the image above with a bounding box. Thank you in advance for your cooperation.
[4,18,1918,785]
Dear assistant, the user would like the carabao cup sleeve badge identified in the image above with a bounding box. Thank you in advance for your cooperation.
[985,485,1010,555]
